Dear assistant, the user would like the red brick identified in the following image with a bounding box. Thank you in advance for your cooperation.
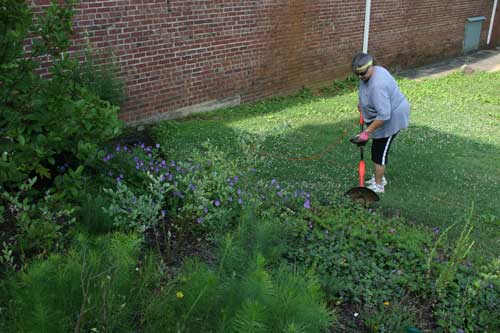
[29,0,498,123]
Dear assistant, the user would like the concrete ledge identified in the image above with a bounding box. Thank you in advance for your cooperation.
[398,49,500,80]
[127,95,241,127]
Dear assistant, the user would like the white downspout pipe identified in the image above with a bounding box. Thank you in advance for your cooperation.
[487,0,498,44]
[362,0,372,53]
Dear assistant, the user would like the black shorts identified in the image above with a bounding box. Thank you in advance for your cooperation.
[371,133,398,165]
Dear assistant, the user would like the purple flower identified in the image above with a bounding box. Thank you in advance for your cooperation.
[228,196,233,202]
[204,207,209,214]
[277,191,283,197]
[238,198,243,205]
[233,175,239,182]
[237,188,241,195]
[214,199,221,207]
[115,144,121,152]
[161,210,166,217]
[304,199,311,209]
[188,183,196,191]
[156,143,160,148]
[456,329,465,333]
[271,178,277,185]
[171,160,176,167]
[433,227,441,235]
[160,175,165,182]
[196,217,203,224]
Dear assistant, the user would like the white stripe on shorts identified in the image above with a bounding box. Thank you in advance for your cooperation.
[381,135,394,165]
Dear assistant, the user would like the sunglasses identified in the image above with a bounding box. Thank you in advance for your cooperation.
[357,69,369,77]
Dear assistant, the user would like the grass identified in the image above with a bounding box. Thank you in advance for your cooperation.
[152,71,500,262]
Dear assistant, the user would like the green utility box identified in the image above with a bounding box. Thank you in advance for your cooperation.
[464,16,486,53]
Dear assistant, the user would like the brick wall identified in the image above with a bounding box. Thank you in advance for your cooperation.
[31,0,498,124]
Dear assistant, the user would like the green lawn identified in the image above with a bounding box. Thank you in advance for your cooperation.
[153,71,500,261]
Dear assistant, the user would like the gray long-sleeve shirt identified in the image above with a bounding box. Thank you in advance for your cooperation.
[358,66,410,138]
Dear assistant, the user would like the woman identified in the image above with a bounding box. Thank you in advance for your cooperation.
[352,53,410,193]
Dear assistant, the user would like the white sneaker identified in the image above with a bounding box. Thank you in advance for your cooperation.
[367,182,385,193]
[367,175,387,186]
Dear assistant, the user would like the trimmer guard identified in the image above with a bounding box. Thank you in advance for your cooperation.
[344,186,380,205]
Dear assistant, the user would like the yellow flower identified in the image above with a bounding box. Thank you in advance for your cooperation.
[176,291,184,299]
[383,301,390,306]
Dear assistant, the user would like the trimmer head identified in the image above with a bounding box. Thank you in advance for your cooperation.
[344,186,379,205]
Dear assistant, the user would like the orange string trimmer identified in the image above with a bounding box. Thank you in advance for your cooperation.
[358,112,366,187]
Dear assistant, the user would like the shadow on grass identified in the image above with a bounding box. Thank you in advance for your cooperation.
[153,113,500,260]
[170,78,359,124]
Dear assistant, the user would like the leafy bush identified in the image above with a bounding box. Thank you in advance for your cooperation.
[0,178,75,272]
[77,193,116,234]
[144,209,334,332]
[1,0,122,186]
[2,232,160,332]
[433,259,500,333]
[101,141,246,235]
[0,0,122,263]
[285,205,433,306]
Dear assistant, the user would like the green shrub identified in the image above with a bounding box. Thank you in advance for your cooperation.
[0,178,75,270]
[285,205,433,306]
[433,259,500,333]
[1,0,122,187]
[2,232,160,332]
[144,210,334,332]
[101,142,250,248]
[77,193,116,234]
[0,0,122,264]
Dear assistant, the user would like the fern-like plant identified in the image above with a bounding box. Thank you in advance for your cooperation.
[3,232,160,332]
[144,208,334,332]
